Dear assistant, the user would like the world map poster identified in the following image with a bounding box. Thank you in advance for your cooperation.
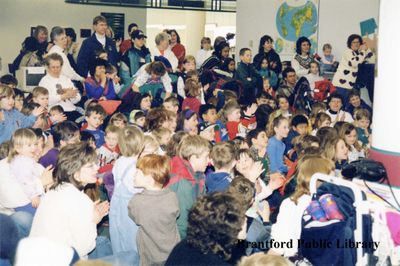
[274,0,319,59]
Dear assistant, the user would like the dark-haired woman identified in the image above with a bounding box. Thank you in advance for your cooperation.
[200,41,230,72]
[332,34,374,105]
[253,35,282,76]
[30,142,111,258]
[291,36,313,78]
[169,29,186,70]
[85,58,117,100]
[165,192,247,266]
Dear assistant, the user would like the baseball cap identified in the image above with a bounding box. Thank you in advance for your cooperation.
[130,30,147,40]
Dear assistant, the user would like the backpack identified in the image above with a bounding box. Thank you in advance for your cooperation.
[313,80,336,102]
[299,183,374,266]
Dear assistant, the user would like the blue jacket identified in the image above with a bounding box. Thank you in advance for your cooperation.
[283,129,299,160]
[83,129,105,148]
[84,77,117,100]
[267,136,288,174]
[77,34,119,77]
[119,46,151,85]
[205,172,231,193]
[0,109,36,144]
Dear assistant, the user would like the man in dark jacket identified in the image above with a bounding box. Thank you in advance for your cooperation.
[77,15,119,77]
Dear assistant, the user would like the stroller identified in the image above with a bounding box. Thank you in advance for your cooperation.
[298,173,373,266]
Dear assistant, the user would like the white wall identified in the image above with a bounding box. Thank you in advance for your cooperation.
[145,10,236,58]
[236,0,380,62]
[0,0,147,73]
[146,9,206,57]
[318,0,380,60]
[205,12,236,47]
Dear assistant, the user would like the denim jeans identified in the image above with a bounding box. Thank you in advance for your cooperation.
[0,212,33,266]
[246,216,272,255]
[88,236,113,259]
[10,211,33,239]
[0,259,11,266]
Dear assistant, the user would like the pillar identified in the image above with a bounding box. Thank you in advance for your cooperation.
[369,0,400,185]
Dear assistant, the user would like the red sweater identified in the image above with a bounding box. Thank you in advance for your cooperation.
[171,43,186,70]
[226,116,257,140]
[119,39,132,55]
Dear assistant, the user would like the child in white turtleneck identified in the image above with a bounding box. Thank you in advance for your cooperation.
[304,61,324,90]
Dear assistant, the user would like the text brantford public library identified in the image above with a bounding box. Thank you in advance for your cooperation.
[237,239,380,249]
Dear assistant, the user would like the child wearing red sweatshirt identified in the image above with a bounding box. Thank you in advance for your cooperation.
[222,100,257,140]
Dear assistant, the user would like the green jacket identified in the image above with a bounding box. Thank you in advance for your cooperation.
[167,156,205,239]
[119,46,151,85]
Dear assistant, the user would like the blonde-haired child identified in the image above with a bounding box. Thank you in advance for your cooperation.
[31,86,49,109]
[141,135,160,156]
[311,112,331,136]
[182,78,202,114]
[31,86,67,128]
[267,115,290,174]
[166,110,177,133]
[176,55,197,99]
[109,112,128,129]
[269,156,334,257]
[152,127,172,153]
[8,128,47,214]
[338,122,364,162]
[109,125,145,254]
[128,154,180,266]
[238,253,292,266]
[0,85,44,143]
[166,135,211,239]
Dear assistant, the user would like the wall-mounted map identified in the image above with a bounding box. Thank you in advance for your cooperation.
[274,0,319,58]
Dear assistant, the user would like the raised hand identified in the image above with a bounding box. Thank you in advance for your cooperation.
[268,172,285,191]
[32,106,45,117]
[93,200,110,224]
[52,112,67,123]
[244,103,258,117]
[245,161,264,183]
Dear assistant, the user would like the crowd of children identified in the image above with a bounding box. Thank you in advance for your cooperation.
[0,15,379,266]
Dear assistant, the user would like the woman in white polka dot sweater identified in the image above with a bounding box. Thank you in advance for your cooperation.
[332,34,374,103]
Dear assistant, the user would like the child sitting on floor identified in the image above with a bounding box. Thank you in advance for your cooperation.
[206,142,236,193]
